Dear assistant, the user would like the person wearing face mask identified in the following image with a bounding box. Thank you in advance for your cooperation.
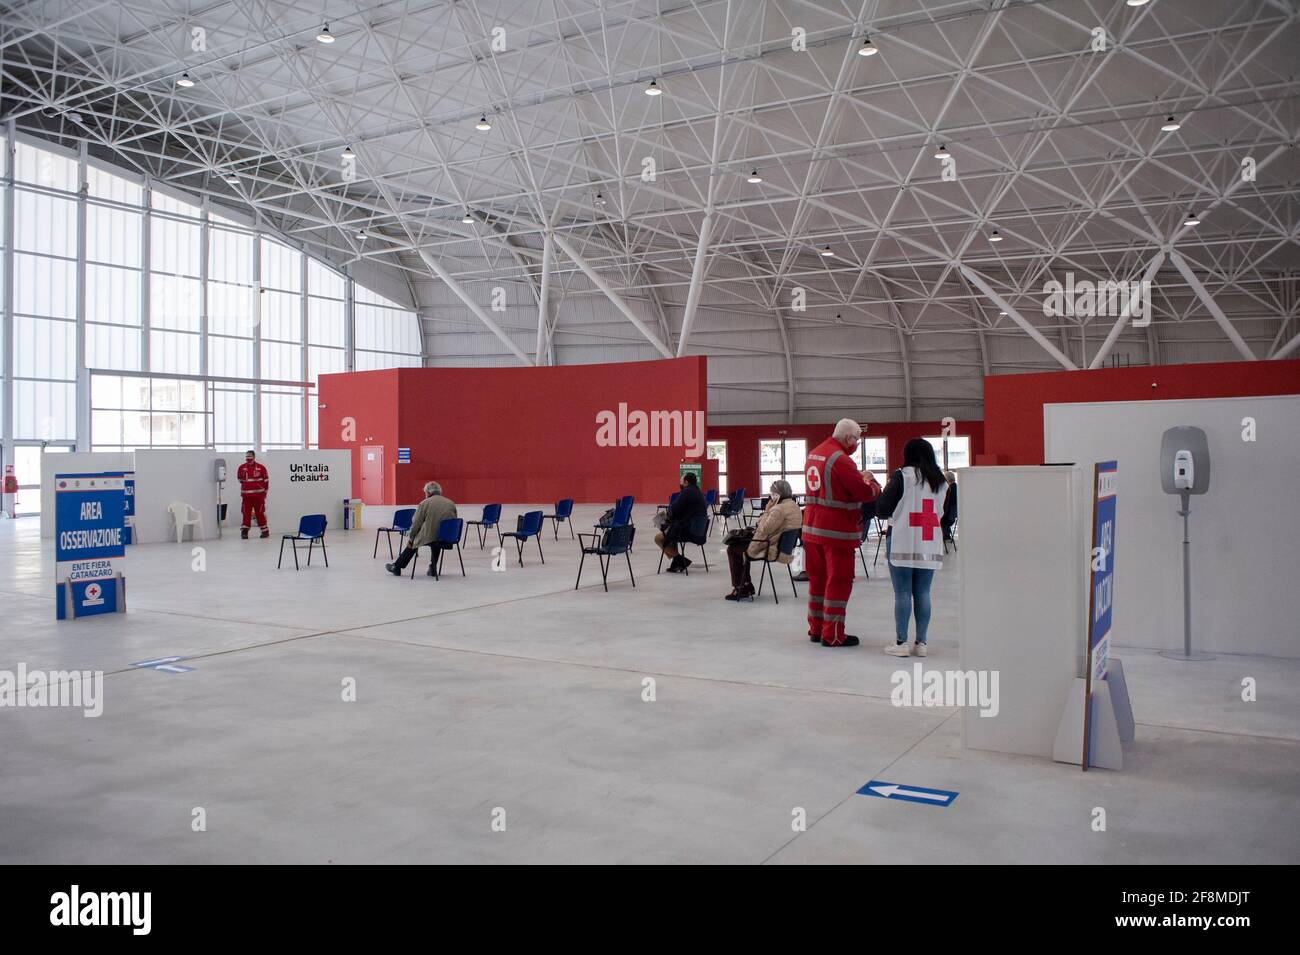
[801,419,880,647]
[723,479,802,600]
[237,449,270,539]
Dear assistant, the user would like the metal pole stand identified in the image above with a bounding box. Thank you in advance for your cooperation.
[1161,489,1215,661]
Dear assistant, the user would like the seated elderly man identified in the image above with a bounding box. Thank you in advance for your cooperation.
[386,481,458,577]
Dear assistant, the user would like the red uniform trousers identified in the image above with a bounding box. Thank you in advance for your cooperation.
[804,541,856,645]
[241,493,268,530]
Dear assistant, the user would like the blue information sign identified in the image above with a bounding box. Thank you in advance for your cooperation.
[1088,461,1118,684]
[54,472,127,620]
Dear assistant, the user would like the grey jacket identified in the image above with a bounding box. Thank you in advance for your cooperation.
[407,494,458,548]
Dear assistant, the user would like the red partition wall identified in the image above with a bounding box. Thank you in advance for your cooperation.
[316,369,402,504]
[319,356,708,504]
[707,420,984,497]
[983,359,1300,465]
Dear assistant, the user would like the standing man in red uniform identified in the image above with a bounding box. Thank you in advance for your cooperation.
[802,419,878,647]
[237,449,270,539]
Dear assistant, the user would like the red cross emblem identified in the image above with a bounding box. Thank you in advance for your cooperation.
[908,498,941,541]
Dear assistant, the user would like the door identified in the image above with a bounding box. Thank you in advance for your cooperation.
[361,445,385,505]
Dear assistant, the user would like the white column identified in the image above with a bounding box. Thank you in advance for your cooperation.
[535,232,552,364]
[676,212,714,357]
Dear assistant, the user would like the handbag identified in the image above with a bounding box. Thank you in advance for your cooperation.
[722,527,754,547]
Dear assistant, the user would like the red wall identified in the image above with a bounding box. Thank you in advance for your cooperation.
[707,419,985,497]
[317,369,401,504]
[984,359,1300,465]
[319,357,708,504]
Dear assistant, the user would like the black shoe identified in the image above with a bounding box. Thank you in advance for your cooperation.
[737,583,755,600]
[809,633,822,643]
[680,556,693,568]
[792,571,809,582]
[822,635,861,647]
[240,528,249,539]
[385,563,401,576]
[260,529,270,538]
[426,567,438,577]
[725,590,742,601]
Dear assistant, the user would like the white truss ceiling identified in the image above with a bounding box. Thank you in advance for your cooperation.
[3,0,1297,420]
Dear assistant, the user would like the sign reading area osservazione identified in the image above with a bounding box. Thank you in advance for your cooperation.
[1083,460,1117,769]
[55,473,127,620]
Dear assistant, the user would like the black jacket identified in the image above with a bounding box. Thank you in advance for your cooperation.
[665,484,708,544]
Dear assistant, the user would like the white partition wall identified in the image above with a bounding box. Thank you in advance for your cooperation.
[258,450,352,534]
[40,451,136,538]
[960,466,1091,759]
[133,450,223,543]
[1045,395,1300,658]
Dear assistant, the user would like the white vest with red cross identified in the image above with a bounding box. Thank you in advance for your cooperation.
[886,467,948,569]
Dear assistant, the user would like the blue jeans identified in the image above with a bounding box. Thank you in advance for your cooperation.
[887,535,934,644]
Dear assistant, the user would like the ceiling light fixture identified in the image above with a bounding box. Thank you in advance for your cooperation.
[462,212,474,224]
[475,115,492,131]
[934,143,948,159]
[341,145,355,159]
[1161,115,1181,132]
[357,229,367,240]
[1126,0,1150,7]
[316,23,335,43]
[820,245,834,257]
[747,170,763,183]
[645,79,662,96]
[176,72,195,88]
[857,37,878,57]
[989,229,1003,242]
[594,192,606,205]
[1183,210,1200,227]
[224,173,240,185]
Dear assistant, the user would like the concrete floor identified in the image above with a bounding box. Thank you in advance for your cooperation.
[2,505,1297,864]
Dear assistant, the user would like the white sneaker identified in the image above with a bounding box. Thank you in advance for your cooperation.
[913,643,928,657]
[883,641,910,657]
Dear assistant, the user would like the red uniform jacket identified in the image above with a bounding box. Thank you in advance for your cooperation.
[237,461,269,497]
[802,437,878,548]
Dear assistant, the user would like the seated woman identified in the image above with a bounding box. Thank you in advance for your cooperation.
[724,480,802,600]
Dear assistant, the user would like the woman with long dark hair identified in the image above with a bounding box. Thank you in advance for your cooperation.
[874,438,949,656]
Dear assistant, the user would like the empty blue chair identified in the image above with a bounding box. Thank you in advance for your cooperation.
[542,498,575,540]
[575,523,636,592]
[657,513,710,575]
[463,503,502,549]
[501,510,545,566]
[410,517,465,579]
[752,527,801,603]
[595,495,634,532]
[279,514,328,570]
[374,507,416,559]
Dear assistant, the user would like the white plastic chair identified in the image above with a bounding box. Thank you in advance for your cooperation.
[168,501,204,543]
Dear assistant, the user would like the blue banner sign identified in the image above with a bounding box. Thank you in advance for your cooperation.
[55,472,127,620]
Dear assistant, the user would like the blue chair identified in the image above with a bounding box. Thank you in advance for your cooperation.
[410,517,465,579]
[747,495,771,525]
[595,495,634,532]
[717,493,746,534]
[501,510,545,565]
[655,490,681,516]
[279,514,328,570]
[575,523,636,592]
[542,498,575,540]
[657,513,710,574]
[463,503,502,549]
[753,528,801,603]
[374,507,416,559]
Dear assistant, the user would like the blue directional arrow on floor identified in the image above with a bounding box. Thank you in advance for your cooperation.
[131,656,193,674]
[858,780,958,807]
